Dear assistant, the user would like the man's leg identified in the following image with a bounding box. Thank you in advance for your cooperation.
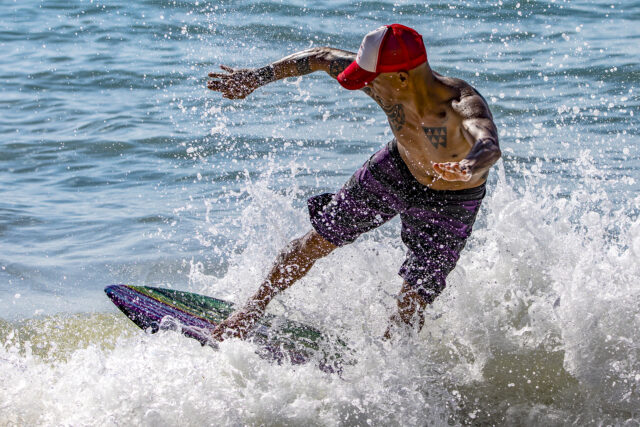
[263,229,337,294]
[211,229,336,340]
[213,141,403,342]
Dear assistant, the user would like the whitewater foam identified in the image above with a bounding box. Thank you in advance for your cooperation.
[2,161,639,425]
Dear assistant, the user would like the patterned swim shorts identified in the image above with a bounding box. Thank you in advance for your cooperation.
[307,140,486,302]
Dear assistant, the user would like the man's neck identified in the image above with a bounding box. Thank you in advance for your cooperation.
[407,64,445,114]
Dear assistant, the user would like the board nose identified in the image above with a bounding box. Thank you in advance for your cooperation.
[104,284,125,296]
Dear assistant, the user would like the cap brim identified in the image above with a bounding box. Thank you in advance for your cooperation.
[337,61,379,90]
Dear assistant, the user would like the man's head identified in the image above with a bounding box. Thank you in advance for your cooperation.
[337,24,427,90]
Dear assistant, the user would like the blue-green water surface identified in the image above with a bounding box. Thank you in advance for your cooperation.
[1,1,639,425]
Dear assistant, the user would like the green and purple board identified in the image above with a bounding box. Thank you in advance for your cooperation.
[104,285,349,373]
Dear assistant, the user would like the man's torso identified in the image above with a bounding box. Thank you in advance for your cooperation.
[362,74,490,191]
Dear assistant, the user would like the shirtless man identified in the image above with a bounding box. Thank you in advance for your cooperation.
[206,24,501,341]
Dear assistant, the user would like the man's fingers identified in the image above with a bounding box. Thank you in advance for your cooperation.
[434,162,462,172]
[221,91,241,99]
[207,82,238,94]
[432,162,471,182]
[207,81,237,94]
[433,163,449,173]
[207,81,224,91]
[208,65,235,79]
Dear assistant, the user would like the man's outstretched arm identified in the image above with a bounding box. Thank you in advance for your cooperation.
[207,47,355,99]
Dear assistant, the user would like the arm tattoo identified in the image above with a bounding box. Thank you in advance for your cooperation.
[422,127,447,148]
[295,56,311,75]
[277,50,315,76]
[328,57,353,78]
[464,137,501,173]
[255,65,276,84]
[364,88,406,133]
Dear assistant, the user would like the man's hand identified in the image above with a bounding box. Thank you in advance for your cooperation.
[207,65,264,99]
[210,304,264,342]
[432,160,472,182]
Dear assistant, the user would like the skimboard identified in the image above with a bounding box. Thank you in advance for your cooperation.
[104,284,349,373]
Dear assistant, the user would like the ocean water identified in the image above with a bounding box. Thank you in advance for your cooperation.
[1,0,639,425]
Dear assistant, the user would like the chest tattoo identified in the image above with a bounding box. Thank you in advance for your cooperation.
[422,126,447,148]
[382,103,406,133]
[363,87,406,132]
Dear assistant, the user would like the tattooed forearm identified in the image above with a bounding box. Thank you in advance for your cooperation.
[255,65,276,84]
[273,49,318,77]
[264,47,359,82]
[295,56,311,75]
[464,137,501,173]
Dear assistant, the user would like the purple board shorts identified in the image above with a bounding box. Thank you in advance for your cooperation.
[307,140,486,302]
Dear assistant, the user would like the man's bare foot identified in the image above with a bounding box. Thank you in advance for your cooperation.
[210,305,264,342]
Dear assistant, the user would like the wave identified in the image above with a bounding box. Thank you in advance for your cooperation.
[3,161,638,425]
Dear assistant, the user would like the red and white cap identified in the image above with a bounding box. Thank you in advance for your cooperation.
[337,24,427,90]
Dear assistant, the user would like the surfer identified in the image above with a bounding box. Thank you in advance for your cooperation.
[206,24,500,341]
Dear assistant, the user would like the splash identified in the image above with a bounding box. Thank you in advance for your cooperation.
[2,159,639,425]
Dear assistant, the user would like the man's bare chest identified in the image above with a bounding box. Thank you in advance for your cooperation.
[363,87,471,159]
[396,118,471,163]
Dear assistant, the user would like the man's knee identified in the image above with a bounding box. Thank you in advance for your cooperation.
[298,229,337,259]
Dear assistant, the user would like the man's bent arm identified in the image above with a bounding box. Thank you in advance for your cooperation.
[460,116,501,178]
[434,91,501,182]
[457,91,501,174]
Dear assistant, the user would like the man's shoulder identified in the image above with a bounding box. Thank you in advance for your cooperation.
[438,76,492,120]
[437,74,483,101]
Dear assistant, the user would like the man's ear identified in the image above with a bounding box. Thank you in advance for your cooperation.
[398,71,409,87]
